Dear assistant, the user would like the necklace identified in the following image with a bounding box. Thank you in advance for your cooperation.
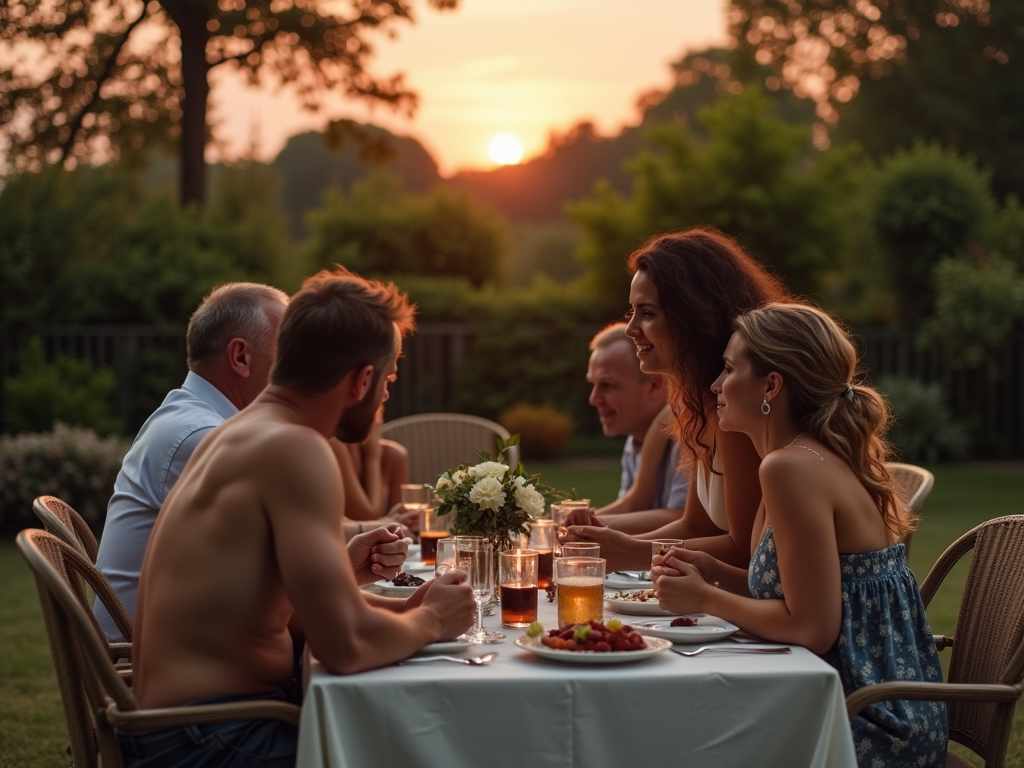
[783,432,824,461]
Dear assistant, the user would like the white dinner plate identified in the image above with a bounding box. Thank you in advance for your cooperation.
[416,638,474,655]
[632,615,740,644]
[374,580,423,598]
[605,572,654,590]
[604,592,674,617]
[514,636,671,664]
[401,559,435,575]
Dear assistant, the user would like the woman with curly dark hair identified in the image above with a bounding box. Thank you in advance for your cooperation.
[567,228,790,568]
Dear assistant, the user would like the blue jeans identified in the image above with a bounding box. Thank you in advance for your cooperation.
[118,682,300,768]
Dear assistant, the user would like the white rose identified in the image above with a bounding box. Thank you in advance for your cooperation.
[513,475,527,488]
[452,469,467,484]
[469,461,509,480]
[468,476,506,512]
[514,483,545,518]
[435,476,453,491]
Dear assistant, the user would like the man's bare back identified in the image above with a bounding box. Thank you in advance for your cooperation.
[134,363,475,710]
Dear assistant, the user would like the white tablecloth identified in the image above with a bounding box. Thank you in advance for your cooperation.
[297,594,858,768]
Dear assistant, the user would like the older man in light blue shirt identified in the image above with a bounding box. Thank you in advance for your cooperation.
[94,283,288,640]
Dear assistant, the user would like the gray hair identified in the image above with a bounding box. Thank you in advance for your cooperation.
[186,283,289,370]
[589,322,648,383]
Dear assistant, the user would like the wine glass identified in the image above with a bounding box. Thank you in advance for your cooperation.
[456,536,504,644]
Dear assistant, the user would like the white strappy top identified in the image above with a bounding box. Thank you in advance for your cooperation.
[695,451,729,532]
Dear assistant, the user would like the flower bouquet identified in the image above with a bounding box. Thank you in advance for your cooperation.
[433,435,566,553]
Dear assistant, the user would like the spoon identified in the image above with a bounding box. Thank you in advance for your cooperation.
[400,653,497,666]
[671,646,791,657]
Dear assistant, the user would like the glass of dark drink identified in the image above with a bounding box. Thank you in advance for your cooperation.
[528,520,556,589]
[499,549,539,628]
[418,500,451,566]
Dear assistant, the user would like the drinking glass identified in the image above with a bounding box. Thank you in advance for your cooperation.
[651,539,684,568]
[559,542,600,559]
[434,537,457,578]
[419,504,452,566]
[456,536,504,643]
[528,519,556,590]
[554,556,606,626]
[499,550,539,628]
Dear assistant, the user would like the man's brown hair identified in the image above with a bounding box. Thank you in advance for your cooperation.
[271,268,416,395]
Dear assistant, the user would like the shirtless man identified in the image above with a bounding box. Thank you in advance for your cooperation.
[125,269,476,768]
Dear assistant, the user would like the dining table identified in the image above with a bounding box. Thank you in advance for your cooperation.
[296,578,859,768]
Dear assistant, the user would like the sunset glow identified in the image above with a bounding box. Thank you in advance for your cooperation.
[210,0,729,173]
[488,133,524,165]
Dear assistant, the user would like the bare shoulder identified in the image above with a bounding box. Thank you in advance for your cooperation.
[379,438,408,459]
[758,445,833,497]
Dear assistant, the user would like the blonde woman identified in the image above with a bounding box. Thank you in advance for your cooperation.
[652,303,947,766]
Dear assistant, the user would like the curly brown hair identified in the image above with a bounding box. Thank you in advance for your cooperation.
[628,228,791,470]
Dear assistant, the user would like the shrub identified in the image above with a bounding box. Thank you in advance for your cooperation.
[868,143,995,327]
[0,423,130,535]
[498,403,573,460]
[3,336,122,436]
[919,256,1024,374]
[877,376,970,463]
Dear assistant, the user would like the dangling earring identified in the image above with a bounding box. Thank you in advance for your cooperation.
[761,399,770,415]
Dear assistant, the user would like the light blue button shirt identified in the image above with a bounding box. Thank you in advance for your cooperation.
[619,435,690,510]
[93,371,238,640]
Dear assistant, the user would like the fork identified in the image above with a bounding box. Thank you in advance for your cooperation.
[671,646,791,656]
[400,653,497,666]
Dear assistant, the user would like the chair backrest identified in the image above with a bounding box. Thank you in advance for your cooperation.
[17,529,139,768]
[32,495,100,562]
[887,462,935,514]
[919,515,1024,764]
[380,413,520,485]
[886,463,934,561]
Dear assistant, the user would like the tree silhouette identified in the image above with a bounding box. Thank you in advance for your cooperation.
[728,0,1024,196]
[0,0,456,206]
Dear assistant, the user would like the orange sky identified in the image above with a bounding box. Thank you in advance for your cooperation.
[210,0,729,175]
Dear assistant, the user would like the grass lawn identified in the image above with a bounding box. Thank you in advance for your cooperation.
[1,461,1022,767]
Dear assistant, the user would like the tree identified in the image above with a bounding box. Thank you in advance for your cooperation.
[303,172,508,287]
[728,0,1024,197]
[867,143,994,328]
[568,87,857,313]
[0,0,457,207]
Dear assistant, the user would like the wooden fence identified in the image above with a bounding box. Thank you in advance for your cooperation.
[4,324,1024,456]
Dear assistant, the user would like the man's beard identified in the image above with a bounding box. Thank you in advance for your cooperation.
[334,372,383,443]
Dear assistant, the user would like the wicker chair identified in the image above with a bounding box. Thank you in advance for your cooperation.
[17,529,301,768]
[887,462,936,561]
[32,495,100,563]
[380,413,520,485]
[846,515,1024,768]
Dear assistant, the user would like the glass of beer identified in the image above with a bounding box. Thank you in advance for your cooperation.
[554,556,605,626]
[528,519,556,590]
[434,537,456,578]
[651,539,684,569]
[419,502,451,566]
[499,549,539,628]
[560,542,600,559]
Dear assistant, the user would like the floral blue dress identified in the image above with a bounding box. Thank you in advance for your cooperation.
[748,527,948,767]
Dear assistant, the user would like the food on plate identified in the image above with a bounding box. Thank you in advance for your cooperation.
[390,572,426,587]
[670,616,698,627]
[526,621,545,638]
[608,589,658,603]
[536,620,647,653]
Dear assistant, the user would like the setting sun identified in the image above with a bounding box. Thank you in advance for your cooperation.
[488,133,524,166]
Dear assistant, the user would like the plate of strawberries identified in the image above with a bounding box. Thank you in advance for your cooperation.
[514,620,672,664]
